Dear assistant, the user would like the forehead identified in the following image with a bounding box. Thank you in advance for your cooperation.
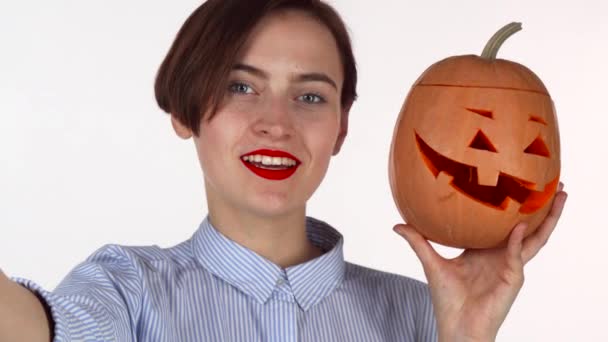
[235,10,343,83]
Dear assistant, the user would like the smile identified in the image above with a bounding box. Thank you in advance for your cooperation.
[241,149,301,181]
[415,133,558,213]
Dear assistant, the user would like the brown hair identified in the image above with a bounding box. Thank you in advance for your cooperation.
[154,0,357,136]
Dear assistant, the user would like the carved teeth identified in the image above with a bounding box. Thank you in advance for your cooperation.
[242,154,297,167]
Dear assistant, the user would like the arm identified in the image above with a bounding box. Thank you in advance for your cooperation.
[0,270,52,342]
[2,244,145,341]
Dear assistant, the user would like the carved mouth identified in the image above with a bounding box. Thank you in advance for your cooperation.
[415,133,558,213]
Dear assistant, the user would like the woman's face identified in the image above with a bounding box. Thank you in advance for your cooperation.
[175,10,348,219]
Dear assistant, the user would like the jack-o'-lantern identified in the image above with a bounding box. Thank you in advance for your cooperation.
[389,23,560,248]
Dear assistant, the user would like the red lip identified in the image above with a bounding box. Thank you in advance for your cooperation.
[240,149,301,181]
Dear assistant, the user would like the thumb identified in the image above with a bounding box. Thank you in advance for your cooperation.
[394,224,442,273]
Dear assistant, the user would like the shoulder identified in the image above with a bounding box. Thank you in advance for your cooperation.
[86,238,196,270]
[53,238,201,298]
[57,238,200,291]
[338,262,436,338]
[344,262,428,290]
[343,262,432,308]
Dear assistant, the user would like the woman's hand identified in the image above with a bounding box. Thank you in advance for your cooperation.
[394,183,568,342]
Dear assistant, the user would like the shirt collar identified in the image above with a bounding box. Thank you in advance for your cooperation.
[192,216,345,311]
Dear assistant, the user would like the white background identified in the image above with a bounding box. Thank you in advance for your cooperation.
[1,0,606,340]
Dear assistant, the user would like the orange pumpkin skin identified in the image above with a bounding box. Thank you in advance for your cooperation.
[389,44,560,248]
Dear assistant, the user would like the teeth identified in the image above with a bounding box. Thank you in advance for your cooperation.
[242,154,297,167]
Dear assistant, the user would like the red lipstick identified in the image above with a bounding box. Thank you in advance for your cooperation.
[241,149,301,181]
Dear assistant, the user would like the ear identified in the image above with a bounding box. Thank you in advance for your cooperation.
[171,115,193,139]
[332,101,352,155]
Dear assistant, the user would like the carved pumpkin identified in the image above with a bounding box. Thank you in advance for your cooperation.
[389,23,560,248]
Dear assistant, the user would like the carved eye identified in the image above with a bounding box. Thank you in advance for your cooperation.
[524,136,550,157]
[466,108,494,119]
[529,115,547,125]
[469,130,497,152]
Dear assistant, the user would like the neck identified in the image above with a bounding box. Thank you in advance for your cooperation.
[207,198,322,269]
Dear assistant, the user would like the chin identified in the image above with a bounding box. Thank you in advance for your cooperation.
[247,193,303,218]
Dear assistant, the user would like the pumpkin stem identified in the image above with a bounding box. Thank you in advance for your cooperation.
[481,22,522,60]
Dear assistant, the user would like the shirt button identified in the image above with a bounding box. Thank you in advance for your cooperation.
[276,278,285,286]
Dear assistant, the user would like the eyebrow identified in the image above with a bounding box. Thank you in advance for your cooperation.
[232,63,338,90]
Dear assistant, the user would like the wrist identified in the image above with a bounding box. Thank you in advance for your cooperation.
[438,325,496,342]
[439,337,494,342]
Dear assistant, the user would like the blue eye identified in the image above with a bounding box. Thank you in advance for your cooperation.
[228,82,254,94]
[299,93,325,104]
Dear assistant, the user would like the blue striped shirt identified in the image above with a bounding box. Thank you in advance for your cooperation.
[14,217,437,341]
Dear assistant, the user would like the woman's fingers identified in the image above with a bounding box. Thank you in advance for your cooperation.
[507,222,527,271]
[507,223,526,258]
[394,224,443,274]
[521,189,568,264]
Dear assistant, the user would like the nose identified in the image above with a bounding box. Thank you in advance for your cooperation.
[252,96,294,140]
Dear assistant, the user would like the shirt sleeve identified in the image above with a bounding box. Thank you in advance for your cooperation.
[12,244,145,342]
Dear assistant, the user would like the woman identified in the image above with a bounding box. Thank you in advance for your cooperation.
[0,0,567,341]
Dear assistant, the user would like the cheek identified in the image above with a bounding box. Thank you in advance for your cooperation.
[301,127,340,188]
[305,117,340,156]
[195,118,242,170]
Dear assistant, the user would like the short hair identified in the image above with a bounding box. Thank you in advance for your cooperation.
[154,0,358,136]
